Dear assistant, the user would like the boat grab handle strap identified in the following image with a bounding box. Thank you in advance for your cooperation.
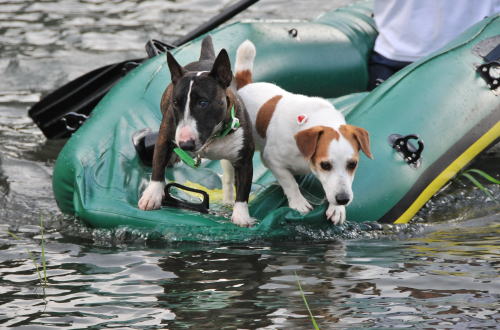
[162,182,210,214]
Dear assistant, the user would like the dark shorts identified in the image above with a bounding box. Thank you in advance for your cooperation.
[367,52,412,90]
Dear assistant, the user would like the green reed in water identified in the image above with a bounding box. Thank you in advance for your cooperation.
[295,271,320,330]
[40,216,47,287]
[460,168,500,201]
[6,216,48,293]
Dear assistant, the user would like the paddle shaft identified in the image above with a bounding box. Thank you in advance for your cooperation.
[173,0,259,47]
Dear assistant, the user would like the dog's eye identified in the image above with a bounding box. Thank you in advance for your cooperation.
[320,161,332,171]
[346,160,358,170]
[198,99,209,108]
[173,99,179,107]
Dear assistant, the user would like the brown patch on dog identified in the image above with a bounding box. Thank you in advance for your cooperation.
[295,127,323,160]
[312,127,340,165]
[256,95,282,138]
[235,69,252,90]
[339,124,373,159]
[294,126,339,162]
[346,157,359,176]
[160,84,174,114]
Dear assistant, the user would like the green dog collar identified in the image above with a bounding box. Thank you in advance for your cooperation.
[217,105,240,138]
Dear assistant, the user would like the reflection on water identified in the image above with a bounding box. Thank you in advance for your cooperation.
[1,217,498,328]
[0,0,499,328]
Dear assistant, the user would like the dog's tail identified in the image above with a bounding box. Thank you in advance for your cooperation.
[234,40,256,90]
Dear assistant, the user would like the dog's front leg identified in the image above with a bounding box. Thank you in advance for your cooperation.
[326,204,346,225]
[221,159,235,205]
[231,157,255,227]
[270,166,313,214]
[138,112,174,210]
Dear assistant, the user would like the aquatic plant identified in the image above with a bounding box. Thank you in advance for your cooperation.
[40,216,48,287]
[295,271,320,329]
[459,168,500,201]
[6,216,48,294]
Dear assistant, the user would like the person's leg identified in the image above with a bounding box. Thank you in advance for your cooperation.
[367,52,412,90]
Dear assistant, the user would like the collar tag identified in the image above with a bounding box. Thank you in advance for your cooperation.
[297,114,308,125]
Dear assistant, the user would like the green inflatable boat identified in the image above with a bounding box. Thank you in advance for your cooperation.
[53,2,500,241]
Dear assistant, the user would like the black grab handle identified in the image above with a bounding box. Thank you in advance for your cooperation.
[476,43,500,91]
[163,182,210,214]
[389,134,424,167]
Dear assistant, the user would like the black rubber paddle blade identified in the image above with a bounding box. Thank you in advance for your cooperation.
[28,58,143,139]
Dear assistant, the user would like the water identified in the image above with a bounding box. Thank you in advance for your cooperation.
[1,0,499,328]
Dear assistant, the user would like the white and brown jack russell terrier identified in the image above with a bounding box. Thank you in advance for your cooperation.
[138,36,256,227]
[226,40,373,224]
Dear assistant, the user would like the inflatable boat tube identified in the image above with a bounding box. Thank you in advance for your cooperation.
[52,1,500,241]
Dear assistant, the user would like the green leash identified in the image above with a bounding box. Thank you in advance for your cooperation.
[173,105,240,168]
[173,147,201,168]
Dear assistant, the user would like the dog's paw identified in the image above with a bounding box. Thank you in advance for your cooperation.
[138,181,165,210]
[231,202,255,227]
[288,195,313,214]
[232,215,255,227]
[326,204,346,225]
[222,190,235,205]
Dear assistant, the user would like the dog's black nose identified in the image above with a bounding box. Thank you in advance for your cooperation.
[335,193,350,205]
[179,139,196,151]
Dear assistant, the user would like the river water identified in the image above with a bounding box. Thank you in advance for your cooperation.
[1,0,499,328]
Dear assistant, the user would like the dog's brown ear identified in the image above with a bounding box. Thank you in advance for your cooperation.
[294,127,324,160]
[339,125,373,159]
[166,52,186,84]
[210,49,233,88]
